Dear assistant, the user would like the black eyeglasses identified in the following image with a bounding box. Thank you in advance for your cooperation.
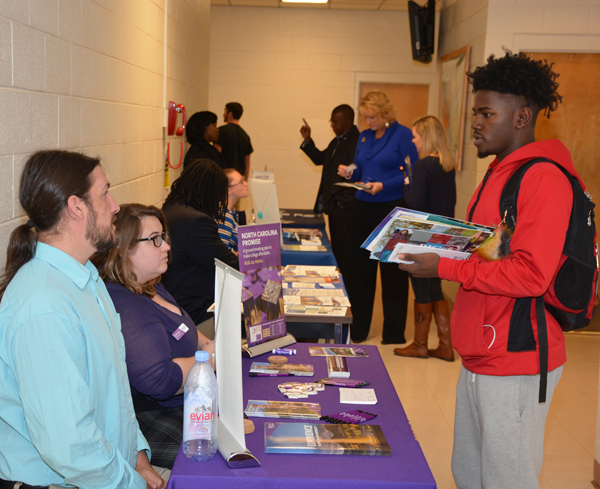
[229,177,246,187]
[138,232,169,248]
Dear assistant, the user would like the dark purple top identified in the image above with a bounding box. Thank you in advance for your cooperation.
[106,282,198,408]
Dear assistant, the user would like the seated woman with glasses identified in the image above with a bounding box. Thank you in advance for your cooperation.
[161,159,239,330]
[93,203,214,470]
[217,168,249,253]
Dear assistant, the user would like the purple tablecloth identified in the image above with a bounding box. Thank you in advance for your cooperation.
[166,344,436,489]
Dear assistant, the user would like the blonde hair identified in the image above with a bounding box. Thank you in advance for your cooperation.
[92,204,168,297]
[359,90,396,124]
[412,115,455,173]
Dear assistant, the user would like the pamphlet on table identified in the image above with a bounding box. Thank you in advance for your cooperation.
[249,362,315,376]
[363,207,495,264]
[244,400,322,419]
[238,223,287,347]
[264,422,391,455]
[339,388,378,405]
[309,347,368,358]
[281,265,351,317]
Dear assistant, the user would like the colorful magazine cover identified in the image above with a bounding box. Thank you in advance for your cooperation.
[238,223,286,347]
[245,400,321,419]
[364,207,495,263]
[264,422,391,456]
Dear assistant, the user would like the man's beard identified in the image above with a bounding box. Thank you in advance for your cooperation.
[85,205,117,253]
[477,148,491,159]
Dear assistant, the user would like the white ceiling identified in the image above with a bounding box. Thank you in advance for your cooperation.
[211,0,441,12]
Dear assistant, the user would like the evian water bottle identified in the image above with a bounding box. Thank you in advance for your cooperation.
[183,350,218,461]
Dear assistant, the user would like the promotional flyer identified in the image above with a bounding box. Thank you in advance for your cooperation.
[238,223,286,347]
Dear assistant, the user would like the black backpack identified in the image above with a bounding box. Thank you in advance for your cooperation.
[470,157,598,402]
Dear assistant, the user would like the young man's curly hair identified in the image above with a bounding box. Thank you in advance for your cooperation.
[467,50,562,118]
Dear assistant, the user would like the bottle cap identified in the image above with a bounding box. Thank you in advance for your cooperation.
[195,350,209,362]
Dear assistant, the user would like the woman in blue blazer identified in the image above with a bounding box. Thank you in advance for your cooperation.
[339,91,418,344]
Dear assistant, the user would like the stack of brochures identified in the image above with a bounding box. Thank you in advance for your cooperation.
[281,265,350,316]
[244,400,322,420]
[363,207,495,264]
[249,362,315,376]
[264,422,391,455]
[282,228,323,246]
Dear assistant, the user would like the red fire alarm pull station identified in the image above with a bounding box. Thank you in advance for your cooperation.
[167,101,187,169]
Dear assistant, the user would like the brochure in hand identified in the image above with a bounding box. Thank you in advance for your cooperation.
[334,181,373,191]
[245,400,322,419]
[363,207,495,264]
[264,422,391,456]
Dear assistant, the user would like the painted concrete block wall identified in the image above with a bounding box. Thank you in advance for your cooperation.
[439,0,489,224]
[0,0,210,266]
[209,6,438,210]
[437,0,489,301]
[486,0,600,59]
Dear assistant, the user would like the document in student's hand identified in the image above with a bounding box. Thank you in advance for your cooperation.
[363,207,496,264]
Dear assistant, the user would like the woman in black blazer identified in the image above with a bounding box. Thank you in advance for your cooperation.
[161,160,238,326]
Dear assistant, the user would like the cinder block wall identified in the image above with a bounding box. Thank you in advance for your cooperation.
[0,0,210,266]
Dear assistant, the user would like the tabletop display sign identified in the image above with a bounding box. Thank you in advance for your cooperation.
[239,223,286,347]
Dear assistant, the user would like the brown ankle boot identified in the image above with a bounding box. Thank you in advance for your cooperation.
[429,300,455,362]
[394,302,432,358]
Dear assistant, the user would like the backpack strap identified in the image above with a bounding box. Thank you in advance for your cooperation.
[468,167,494,222]
[499,157,551,230]
[499,157,560,404]
[536,296,549,403]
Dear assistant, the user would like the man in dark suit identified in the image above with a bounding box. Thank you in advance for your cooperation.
[300,104,359,289]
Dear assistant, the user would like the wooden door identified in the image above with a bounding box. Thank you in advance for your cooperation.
[525,52,600,332]
[358,82,429,131]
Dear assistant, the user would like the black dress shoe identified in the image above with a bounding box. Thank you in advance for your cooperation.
[351,338,366,344]
[381,339,406,345]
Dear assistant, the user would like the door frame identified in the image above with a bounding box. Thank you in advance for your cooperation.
[354,72,439,121]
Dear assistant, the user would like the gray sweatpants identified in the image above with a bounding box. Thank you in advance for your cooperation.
[451,364,563,489]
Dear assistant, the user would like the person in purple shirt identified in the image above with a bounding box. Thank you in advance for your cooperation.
[338,90,419,345]
[93,203,214,470]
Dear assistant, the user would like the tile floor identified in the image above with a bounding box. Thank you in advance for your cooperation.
[361,287,600,489]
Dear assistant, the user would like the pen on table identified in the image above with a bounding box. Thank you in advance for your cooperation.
[249,373,292,377]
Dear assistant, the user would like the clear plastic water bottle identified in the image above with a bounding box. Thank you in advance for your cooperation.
[183,350,218,461]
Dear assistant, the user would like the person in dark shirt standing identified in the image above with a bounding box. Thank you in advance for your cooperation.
[218,102,253,180]
[183,111,224,169]
[300,104,359,291]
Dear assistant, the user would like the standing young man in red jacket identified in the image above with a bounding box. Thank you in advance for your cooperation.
[398,52,582,488]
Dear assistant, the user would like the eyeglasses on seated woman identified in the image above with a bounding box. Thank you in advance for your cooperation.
[92,203,214,470]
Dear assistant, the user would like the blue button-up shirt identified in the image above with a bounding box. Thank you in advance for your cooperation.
[0,243,149,488]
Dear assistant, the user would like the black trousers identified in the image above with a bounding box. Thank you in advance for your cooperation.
[409,275,445,304]
[327,199,357,292]
[349,199,409,343]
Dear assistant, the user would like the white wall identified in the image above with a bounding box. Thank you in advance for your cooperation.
[0,0,210,265]
[209,6,439,209]
[486,0,600,58]
[438,0,489,222]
